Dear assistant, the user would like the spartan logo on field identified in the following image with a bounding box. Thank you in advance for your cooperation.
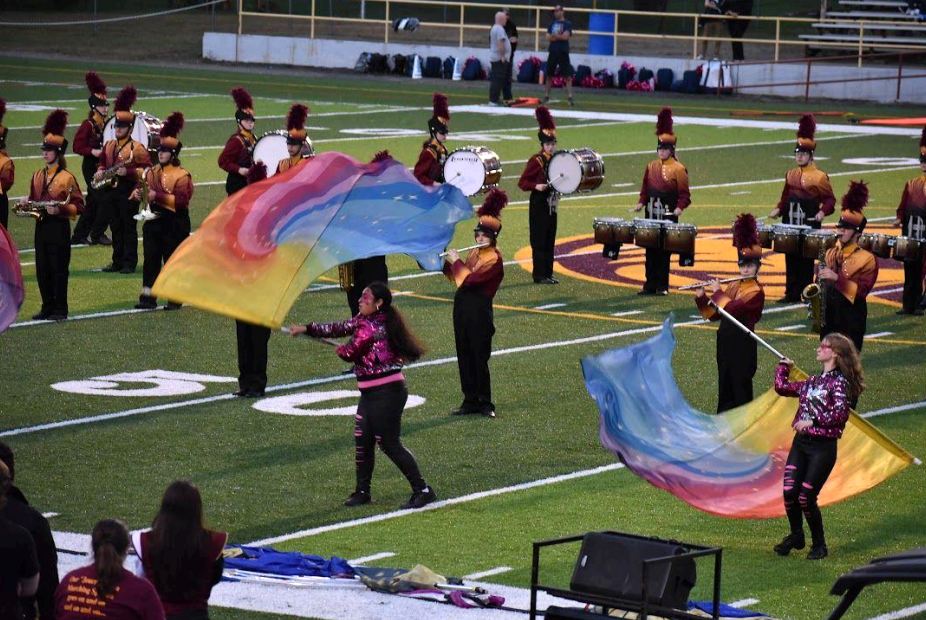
[514,225,905,306]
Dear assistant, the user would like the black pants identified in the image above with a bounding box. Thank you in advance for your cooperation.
[235,320,270,392]
[529,192,557,281]
[783,434,837,546]
[142,210,190,289]
[35,217,71,315]
[453,288,495,413]
[728,19,750,60]
[489,61,507,104]
[902,256,924,313]
[784,253,815,301]
[346,256,388,316]
[0,194,8,230]
[354,381,425,494]
[72,157,109,241]
[98,186,138,269]
[716,325,757,413]
[226,172,247,196]
[822,289,867,353]
[504,46,516,100]
[643,248,671,292]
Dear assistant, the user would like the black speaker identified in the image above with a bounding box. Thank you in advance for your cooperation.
[544,607,612,620]
[569,532,697,609]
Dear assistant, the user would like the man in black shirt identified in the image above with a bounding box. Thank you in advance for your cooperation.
[0,466,40,620]
[725,0,754,60]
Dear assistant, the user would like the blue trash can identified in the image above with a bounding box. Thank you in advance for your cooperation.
[588,12,616,56]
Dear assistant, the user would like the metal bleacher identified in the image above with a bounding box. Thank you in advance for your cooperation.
[801,0,926,53]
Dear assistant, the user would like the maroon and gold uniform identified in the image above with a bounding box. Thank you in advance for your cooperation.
[218,129,255,194]
[414,138,447,186]
[520,107,558,283]
[71,73,110,245]
[0,97,13,229]
[276,154,309,175]
[894,129,926,314]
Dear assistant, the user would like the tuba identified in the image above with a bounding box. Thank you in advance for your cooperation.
[801,244,829,334]
[13,188,73,221]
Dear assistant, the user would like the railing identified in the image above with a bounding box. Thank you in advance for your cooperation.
[235,0,926,65]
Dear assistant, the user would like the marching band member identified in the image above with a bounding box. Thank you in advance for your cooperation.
[634,107,690,296]
[288,282,437,510]
[71,72,111,246]
[342,154,390,318]
[820,181,878,354]
[892,125,926,316]
[276,103,314,175]
[19,110,85,321]
[0,98,13,229]
[219,87,257,196]
[443,188,506,418]
[132,112,193,311]
[518,106,559,284]
[413,92,449,186]
[695,213,765,413]
[773,333,864,561]
[769,115,835,303]
[95,86,150,274]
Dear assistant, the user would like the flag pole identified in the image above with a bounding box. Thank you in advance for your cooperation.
[280,326,340,347]
[708,299,788,360]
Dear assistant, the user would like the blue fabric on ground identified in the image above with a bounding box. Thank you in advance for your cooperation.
[689,601,769,617]
[223,544,354,578]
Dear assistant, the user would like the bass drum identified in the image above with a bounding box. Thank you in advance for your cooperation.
[548,148,604,194]
[253,131,290,177]
[443,147,501,196]
[103,111,163,157]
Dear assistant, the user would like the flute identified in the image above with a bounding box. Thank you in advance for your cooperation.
[677,275,756,291]
[439,242,489,258]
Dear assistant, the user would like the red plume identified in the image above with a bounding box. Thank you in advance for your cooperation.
[797,114,816,140]
[231,87,253,111]
[0,98,6,125]
[286,104,308,131]
[535,105,555,131]
[114,85,137,113]
[841,180,869,213]
[920,125,926,149]
[247,162,267,184]
[160,112,184,138]
[432,92,449,120]
[656,107,673,136]
[372,150,391,162]
[42,109,69,137]
[85,71,107,95]
[732,213,759,249]
[478,188,508,218]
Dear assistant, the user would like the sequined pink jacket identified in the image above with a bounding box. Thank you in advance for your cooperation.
[306,312,404,380]
[774,363,850,439]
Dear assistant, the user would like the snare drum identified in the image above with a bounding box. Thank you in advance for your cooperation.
[253,130,290,177]
[593,218,622,245]
[772,224,807,255]
[664,222,697,254]
[801,230,837,259]
[103,111,163,157]
[893,236,925,261]
[633,218,663,249]
[757,225,773,249]
[443,147,501,196]
[864,233,893,259]
[548,148,604,194]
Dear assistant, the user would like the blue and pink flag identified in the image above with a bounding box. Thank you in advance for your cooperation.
[153,152,472,327]
[0,224,24,333]
[582,318,914,519]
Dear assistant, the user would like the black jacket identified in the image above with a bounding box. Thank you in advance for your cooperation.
[1,486,58,620]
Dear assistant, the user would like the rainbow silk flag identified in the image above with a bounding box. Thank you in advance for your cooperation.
[153,152,472,327]
[582,317,915,519]
[0,223,24,333]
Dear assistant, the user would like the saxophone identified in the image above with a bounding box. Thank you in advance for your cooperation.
[338,262,355,292]
[133,169,159,222]
[801,243,828,334]
[92,154,131,190]
[13,188,73,221]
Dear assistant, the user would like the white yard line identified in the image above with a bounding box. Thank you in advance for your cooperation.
[775,324,807,331]
[862,400,926,419]
[762,303,806,315]
[462,566,513,580]
[865,331,894,339]
[871,286,905,296]
[864,602,926,620]
[347,552,396,565]
[534,303,567,310]
[42,512,59,519]
[730,598,760,608]
[611,310,644,317]
[9,308,149,329]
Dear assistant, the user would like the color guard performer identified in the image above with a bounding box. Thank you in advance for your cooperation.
[634,107,690,295]
[443,188,506,418]
[0,98,13,230]
[518,106,559,284]
[132,112,193,311]
[695,213,765,412]
[275,103,314,175]
[71,72,112,246]
[413,93,449,186]
[95,86,150,274]
[19,110,85,320]
[892,125,926,316]
[769,115,835,303]
[819,181,878,354]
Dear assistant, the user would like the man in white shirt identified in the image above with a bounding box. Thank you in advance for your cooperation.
[488,11,512,106]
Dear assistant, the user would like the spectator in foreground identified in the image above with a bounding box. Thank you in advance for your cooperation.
[489,11,512,106]
[136,480,227,620]
[56,519,164,620]
[0,442,58,620]
[0,465,39,620]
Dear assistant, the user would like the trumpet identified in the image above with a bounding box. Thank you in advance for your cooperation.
[92,156,131,190]
[677,275,756,290]
[133,170,159,222]
[13,188,73,221]
[439,242,489,258]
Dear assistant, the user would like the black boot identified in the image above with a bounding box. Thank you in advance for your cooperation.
[344,490,371,507]
[807,543,828,560]
[773,532,806,556]
[135,295,157,310]
[401,486,437,509]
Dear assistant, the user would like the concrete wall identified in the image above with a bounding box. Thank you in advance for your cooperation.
[203,32,925,103]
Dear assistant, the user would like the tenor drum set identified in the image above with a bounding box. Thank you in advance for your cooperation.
[593,217,698,263]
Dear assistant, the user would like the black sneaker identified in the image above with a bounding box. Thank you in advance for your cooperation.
[47,313,68,322]
[135,295,157,310]
[71,237,89,246]
[344,491,371,507]
[31,312,51,321]
[482,409,496,418]
[91,234,112,246]
[119,266,136,274]
[774,532,806,556]
[401,487,437,509]
[163,302,182,311]
[451,406,479,416]
[807,543,828,560]
[101,263,120,273]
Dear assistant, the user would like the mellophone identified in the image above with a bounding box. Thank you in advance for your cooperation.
[594,217,698,263]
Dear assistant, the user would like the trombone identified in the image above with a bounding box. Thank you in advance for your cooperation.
[677,275,756,291]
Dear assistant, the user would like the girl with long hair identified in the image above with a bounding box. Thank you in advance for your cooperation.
[289,282,436,509]
[772,332,865,561]
[55,519,164,619]
[136,481,227,620]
